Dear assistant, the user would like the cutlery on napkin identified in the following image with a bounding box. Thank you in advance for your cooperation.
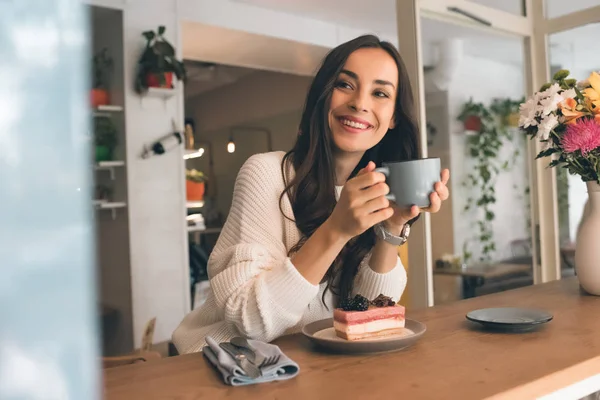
[202,336,300,386]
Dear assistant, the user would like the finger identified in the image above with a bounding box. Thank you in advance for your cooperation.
[368,206,395,227]
[434,181,450,201]
[441,169,450,185]
[364,192,390,214]
[353,170,386,190]
[395,205,420,222]
[424,192,441,213]
[361,182,389,202]
[407,205,420,219]
[357,161,375,176]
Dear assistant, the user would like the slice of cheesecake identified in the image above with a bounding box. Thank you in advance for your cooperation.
[334,295,406,341]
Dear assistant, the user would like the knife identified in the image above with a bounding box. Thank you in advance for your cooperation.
[219,342,262,379]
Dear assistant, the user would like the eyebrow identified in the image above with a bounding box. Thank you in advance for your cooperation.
[340,69,396,89]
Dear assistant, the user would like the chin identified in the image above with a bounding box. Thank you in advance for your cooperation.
[331,131,380,155]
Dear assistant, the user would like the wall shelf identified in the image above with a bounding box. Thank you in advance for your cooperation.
[95,201,127,220]
[95,160,125,180]
[145,87,177,99]
[94,105,124,117]
[186,201,204,209]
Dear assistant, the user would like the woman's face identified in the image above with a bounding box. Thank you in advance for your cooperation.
[328,47,398,156]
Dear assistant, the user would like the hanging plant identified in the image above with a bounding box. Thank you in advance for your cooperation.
[458,97,523,263]
[458,101,485,132]
[135,25,187,93]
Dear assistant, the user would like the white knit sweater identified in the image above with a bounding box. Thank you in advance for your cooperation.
[172,151,407,353]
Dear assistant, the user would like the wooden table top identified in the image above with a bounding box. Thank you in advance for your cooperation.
[433,262,531,278]
[104,277,600,400]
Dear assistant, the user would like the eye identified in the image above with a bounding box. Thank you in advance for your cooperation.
[335,80,353,90]
[374,90,390,98]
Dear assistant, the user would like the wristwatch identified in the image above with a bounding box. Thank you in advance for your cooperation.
[374,222,411,246]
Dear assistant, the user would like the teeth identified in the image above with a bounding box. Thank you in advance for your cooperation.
[341,119,368,129]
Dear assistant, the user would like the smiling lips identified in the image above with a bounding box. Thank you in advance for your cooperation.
[337,115,373,131]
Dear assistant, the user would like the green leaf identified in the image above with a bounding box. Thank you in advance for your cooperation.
[536,147,559,159]
[548,159,562,168]
[142,31,155,41]
[158,26,166,35]
[154,41,175,57]
[553,69,570,81]
[565,78,577,87]
[539,82,552,92]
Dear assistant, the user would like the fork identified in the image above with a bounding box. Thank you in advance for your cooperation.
[231,337,280,369]
[259,353,280,368]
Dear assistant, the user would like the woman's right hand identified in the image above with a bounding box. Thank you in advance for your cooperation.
[326,161,394,241]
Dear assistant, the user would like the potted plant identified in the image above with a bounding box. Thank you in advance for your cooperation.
[457,100,488,132]
[94,116,117,162]
[135,26,187,93]
[92,48,113,107]
[185,169,207,201]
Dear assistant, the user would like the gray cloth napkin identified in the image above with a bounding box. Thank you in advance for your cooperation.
[202,336,300,386]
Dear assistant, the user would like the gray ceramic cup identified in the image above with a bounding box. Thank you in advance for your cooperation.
[375,158,441,208]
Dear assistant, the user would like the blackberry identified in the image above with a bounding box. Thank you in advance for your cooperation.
[371,294,396,307]
[353,294,370,311]
[340,297,355,311]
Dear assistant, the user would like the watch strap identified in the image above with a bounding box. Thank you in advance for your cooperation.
[374,222,410,246]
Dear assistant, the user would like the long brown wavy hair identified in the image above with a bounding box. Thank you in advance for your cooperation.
[279,35,421,306]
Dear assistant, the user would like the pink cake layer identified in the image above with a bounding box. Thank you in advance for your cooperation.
[333,305,405,325]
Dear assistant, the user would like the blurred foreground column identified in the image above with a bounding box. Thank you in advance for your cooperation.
[0,1,99,399]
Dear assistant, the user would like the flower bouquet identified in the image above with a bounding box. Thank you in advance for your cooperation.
[519,69,600,294]
[519,69,600,183]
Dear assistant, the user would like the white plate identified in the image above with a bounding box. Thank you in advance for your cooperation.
[302,318,426,354]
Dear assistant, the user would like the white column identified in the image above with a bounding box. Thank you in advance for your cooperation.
[123,0,190,347]
[397,0,434,308]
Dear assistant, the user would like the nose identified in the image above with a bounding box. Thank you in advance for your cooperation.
[348,88,369,113]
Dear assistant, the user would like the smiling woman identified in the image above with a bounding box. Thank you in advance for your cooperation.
[172,34,450,354]
[328,48,398,155]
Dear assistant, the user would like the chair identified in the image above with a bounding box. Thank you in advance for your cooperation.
[102,317,161,368]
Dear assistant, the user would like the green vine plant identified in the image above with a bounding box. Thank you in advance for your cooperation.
[458,97,524,263]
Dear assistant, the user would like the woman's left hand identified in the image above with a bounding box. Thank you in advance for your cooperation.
[384,168,451,233]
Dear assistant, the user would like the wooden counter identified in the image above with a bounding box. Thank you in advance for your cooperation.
[104,277,600,400]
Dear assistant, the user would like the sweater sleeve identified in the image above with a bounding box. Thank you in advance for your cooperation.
[352,254,407,302]
[207,153,319,342]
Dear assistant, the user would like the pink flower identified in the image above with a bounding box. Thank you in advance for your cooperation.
[561,118,600,156]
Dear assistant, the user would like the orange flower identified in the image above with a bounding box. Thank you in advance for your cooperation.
[583,72,600,111]
[560,97,585,124]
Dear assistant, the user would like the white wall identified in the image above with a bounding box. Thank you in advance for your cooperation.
[445,54,529,262]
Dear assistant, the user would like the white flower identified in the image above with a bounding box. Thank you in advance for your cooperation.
[537,114,559,140]
[519,114,538,129]
[561,88,577,100]
[541,83,562,98]
[519,97,539,128]
[539,93,563,116]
